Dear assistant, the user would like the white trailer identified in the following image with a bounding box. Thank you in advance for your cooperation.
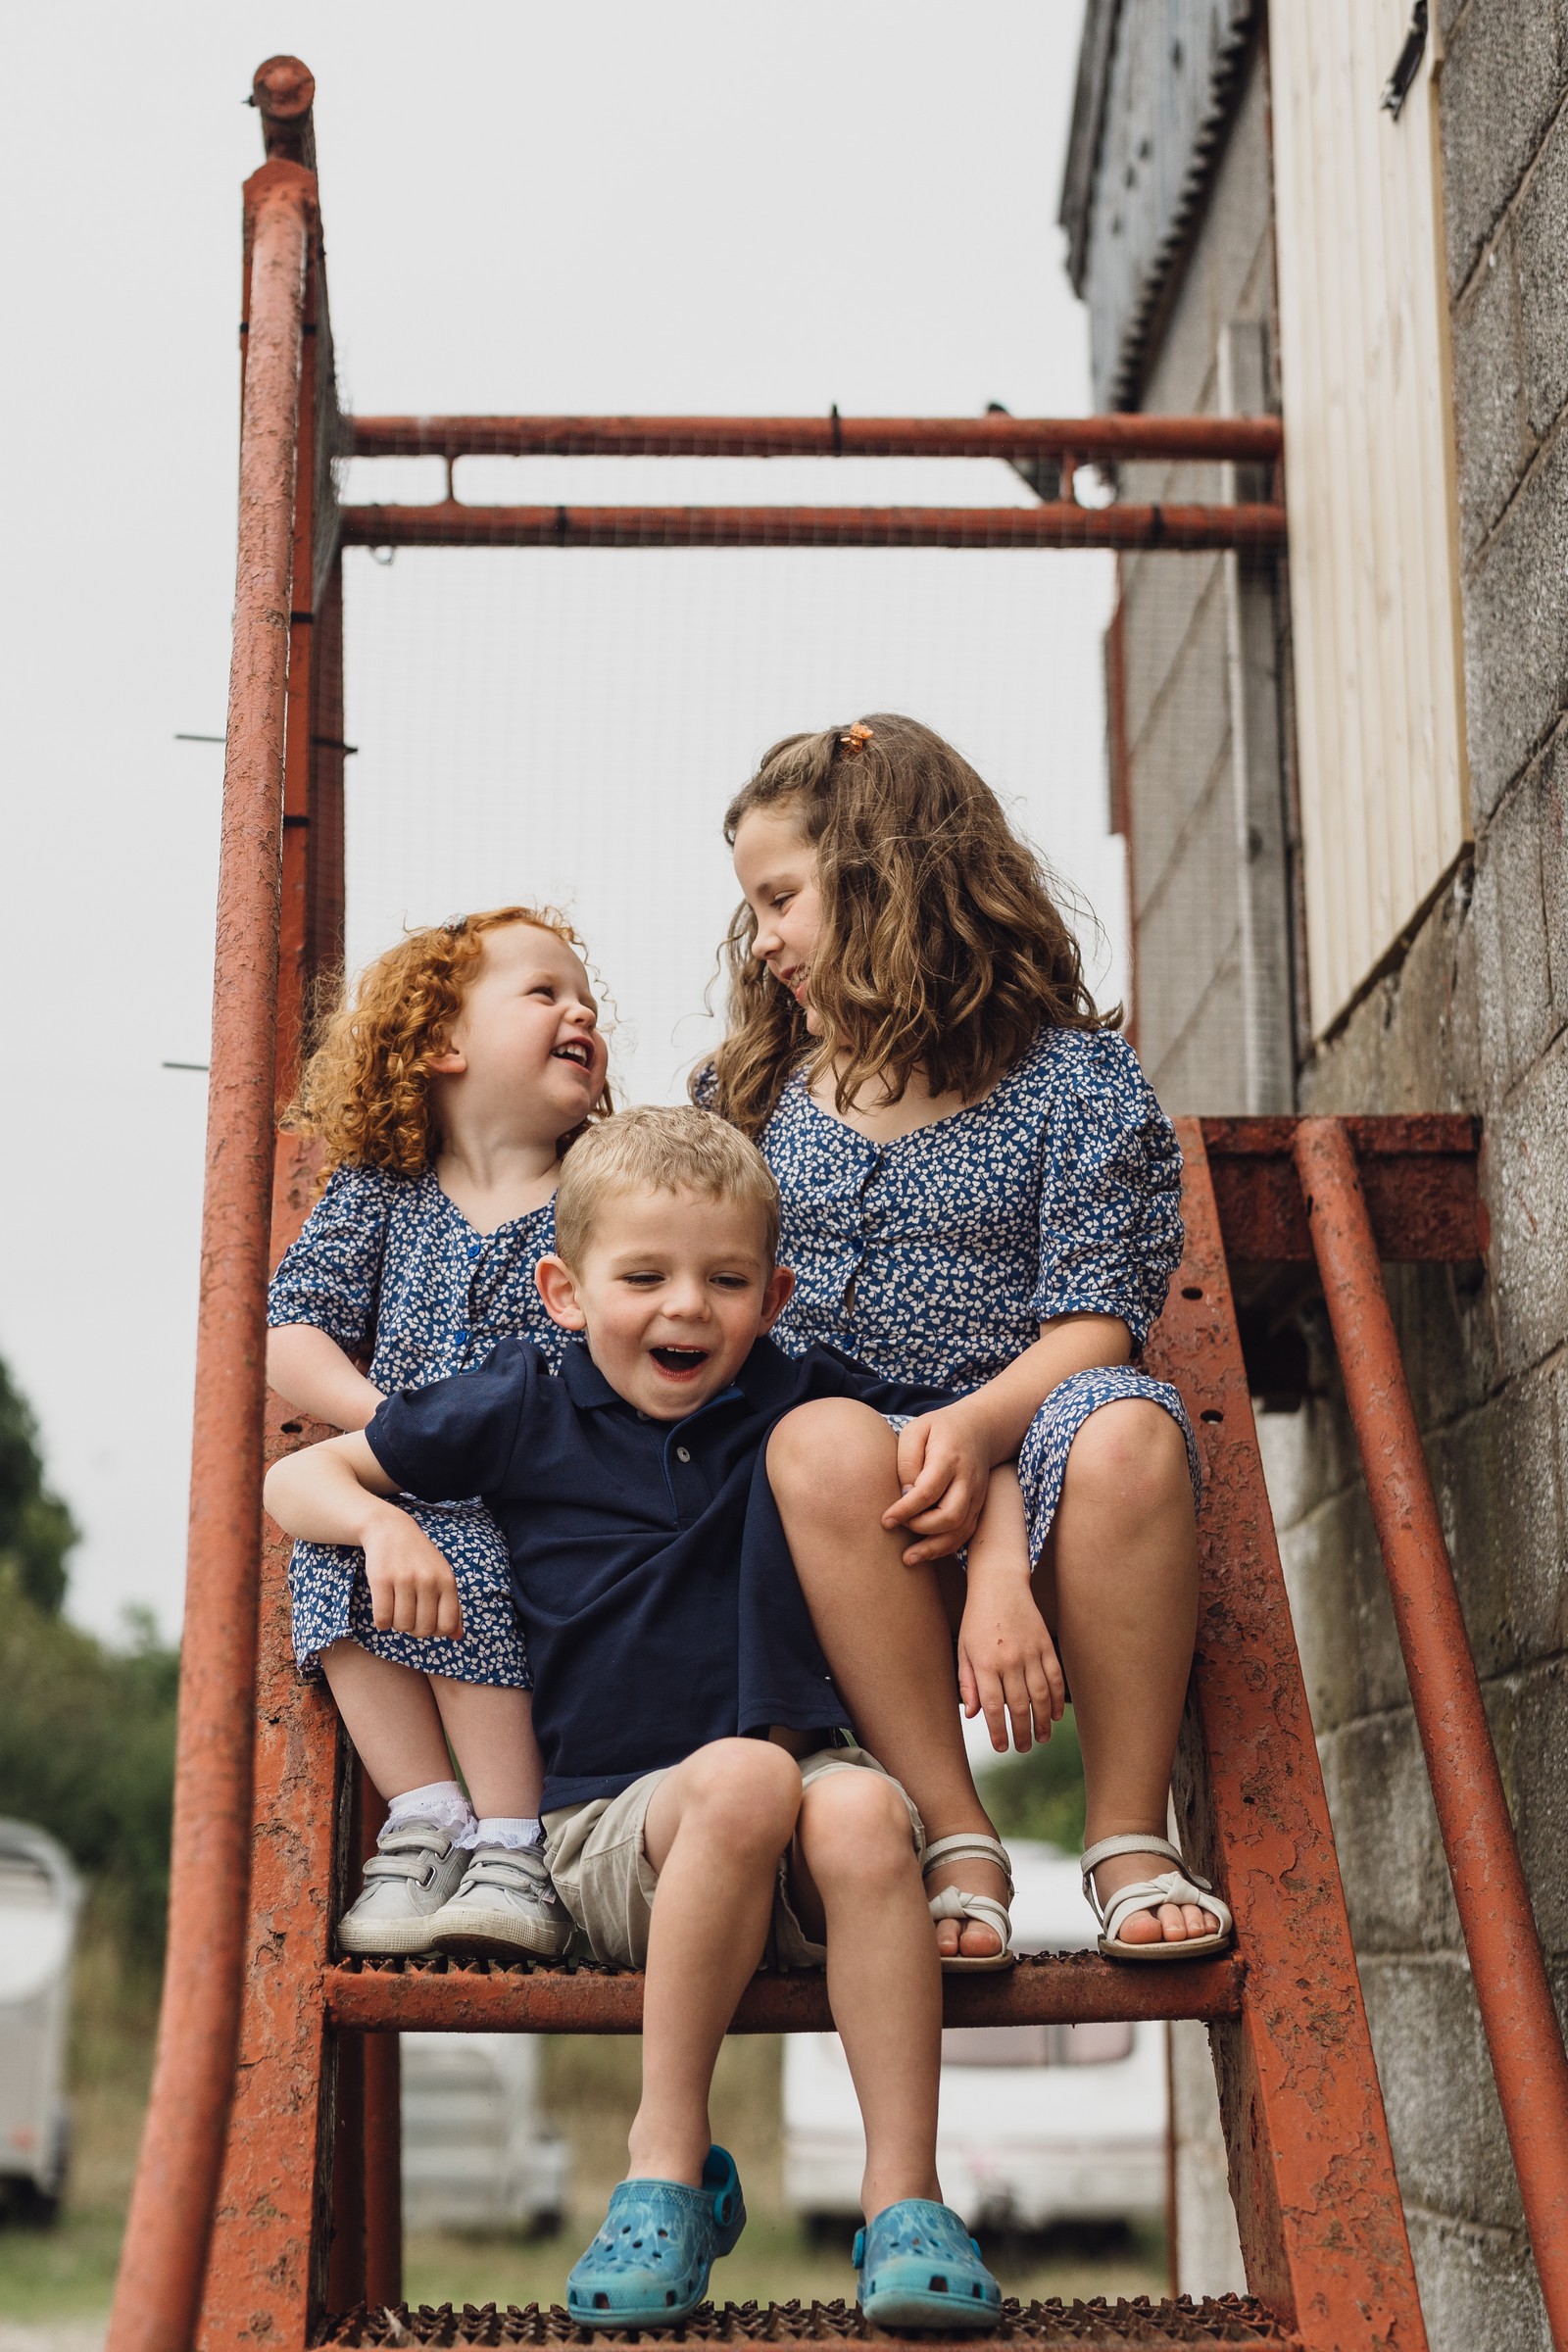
[400,2033,570,2234]
[782,1839,1166,2236]
[0,1819,81,2222]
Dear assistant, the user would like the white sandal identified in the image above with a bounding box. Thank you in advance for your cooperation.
[1080,1834,1234,1962]
[922,1834,1014,1973]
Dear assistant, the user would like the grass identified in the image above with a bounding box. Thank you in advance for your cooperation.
[0,1910,158,2327]
[0,1918,1164,2336]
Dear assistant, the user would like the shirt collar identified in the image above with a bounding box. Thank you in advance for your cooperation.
[559,1341,623,1411]
[557,1334,800,1421]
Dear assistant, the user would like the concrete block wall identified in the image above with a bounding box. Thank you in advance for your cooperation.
[1257,6,1568,2339]
[1068,3,1568,2338]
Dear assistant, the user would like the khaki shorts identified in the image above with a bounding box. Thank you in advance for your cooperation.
[542,1741,925,1972]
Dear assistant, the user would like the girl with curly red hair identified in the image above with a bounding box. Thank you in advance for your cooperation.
[268,906,610,1959]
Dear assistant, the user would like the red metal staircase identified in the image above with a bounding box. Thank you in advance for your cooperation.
[104,59,1568,2352]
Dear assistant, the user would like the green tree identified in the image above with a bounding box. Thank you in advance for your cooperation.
[0,1348,178,1958]
[0,1355,77,1614]
[0,1587,179,1956]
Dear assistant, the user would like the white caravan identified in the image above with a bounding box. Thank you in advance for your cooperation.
[782,1839,1166,2234]
[401,2033,570,2233]
[0,1819,82,2221]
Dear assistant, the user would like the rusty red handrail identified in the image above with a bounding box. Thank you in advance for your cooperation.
[339,500,1286,553]
[106,162,313,2352]
[348,411,1283,465]
[1294,1119,1568,2347]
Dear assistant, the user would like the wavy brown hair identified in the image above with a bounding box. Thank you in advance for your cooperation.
[701,713,1113,1138]
[287,906,611,1181]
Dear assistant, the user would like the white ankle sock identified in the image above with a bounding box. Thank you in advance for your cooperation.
[385,1780,473,1838]
[471,1815,543,1851]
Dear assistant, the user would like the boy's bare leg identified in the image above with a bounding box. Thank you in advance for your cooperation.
[631,1740,805,2185]
[429,1677,543,1818]
[1034,1401,1216,1945]
[767,1402,1005,1960]
[320,1642,455,1798]
[790,1770,943,2218]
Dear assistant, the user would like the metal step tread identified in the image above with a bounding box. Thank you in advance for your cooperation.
[326,1950,1245,2035]
[318,2297,1295,2348]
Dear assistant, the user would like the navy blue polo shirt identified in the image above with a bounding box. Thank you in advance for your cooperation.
[367,1335,942,1810]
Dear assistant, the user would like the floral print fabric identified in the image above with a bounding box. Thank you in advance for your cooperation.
[748,1024,1200,1557]
[267,1164,564,1684]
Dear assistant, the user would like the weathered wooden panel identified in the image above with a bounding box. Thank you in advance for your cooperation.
[1269,0,1469,1033]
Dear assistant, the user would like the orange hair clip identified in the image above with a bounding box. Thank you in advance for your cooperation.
[840,721,874,752]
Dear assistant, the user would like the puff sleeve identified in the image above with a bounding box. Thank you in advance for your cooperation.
[1031,1031,1184,1350]
[267,1163,395,1352]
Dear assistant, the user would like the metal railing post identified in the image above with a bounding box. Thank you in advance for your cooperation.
[1294,1116,1568,2349]
[106,161,313,2352]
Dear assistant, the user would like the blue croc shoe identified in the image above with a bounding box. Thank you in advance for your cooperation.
[566,2145,746,2328]
[854,2198,1002,2332]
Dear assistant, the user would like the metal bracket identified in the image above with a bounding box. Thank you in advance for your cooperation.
[1380,0,1428,120]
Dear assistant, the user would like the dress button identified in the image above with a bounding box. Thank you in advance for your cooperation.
[676,1446,691,1463]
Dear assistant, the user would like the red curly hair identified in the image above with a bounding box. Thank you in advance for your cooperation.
[286,906,611,1180]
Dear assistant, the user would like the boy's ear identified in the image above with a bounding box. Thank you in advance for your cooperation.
[536,1253,587,1330]
[425,1046,467,1076]
[759,1263,795,1334]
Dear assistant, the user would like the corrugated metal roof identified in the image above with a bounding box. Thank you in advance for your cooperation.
[1059,0,1257,408]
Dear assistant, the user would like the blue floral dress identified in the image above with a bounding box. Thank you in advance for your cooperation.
[745,1024,1199,1558]
[267,1165,564,1684]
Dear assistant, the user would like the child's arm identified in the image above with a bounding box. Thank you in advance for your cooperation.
[264,1434,464,1640]
[955,1465,1064,1753]
[267,1164,394,1429]
[886,1313,1132,1566]
[267,1324,384,1432]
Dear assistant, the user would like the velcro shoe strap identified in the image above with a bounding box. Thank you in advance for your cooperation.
[462,1850,557,1897]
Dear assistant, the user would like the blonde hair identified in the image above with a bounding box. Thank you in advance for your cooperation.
[554,1104,780,1267]
[286,906,610,1180]
[701,712,1112,1138]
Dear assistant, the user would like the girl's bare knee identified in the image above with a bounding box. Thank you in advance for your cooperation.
[1065,1401,1190,1521]
[767,1397,897,1507]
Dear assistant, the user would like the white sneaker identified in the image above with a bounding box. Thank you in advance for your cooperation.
[428,1843,575,1962]
[336,1818,469,1957]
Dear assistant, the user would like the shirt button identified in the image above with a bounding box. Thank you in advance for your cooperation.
[676,1446,691,1463]
[456,1329,468,1345]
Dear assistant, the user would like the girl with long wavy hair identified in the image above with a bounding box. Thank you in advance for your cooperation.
[703,714,1231,1969]
[269,906,610,1962]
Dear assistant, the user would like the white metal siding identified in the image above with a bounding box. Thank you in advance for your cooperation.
[1268,0,1468,1034]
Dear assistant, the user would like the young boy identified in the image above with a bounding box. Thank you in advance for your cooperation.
[264,1105,1004,2333]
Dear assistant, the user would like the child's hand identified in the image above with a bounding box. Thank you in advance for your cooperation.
[882,1404,992,1564]
[362,1510,465,1640]
[957,1581,1065,1753]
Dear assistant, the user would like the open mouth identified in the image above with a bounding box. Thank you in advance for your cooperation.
[650,1346,710,1377]
[552,1040,593,1069]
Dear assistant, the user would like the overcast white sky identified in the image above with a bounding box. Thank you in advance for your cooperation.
[3,1,1111,1643]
